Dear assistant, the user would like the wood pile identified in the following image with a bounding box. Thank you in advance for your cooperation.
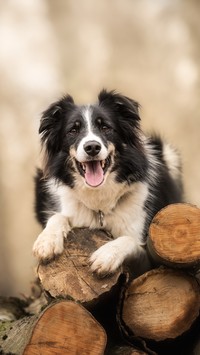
[1,203,200,355]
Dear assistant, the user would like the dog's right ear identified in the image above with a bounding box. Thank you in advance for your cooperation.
[39,95,74,154]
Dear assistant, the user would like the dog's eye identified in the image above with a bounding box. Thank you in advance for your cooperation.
[68,122,80,135]
[101,124,112,133]
[96,118,112,134]
[70,128,78,134]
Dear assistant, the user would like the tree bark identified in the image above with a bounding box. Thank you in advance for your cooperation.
[0,300,107,355]
[147,203,200,269]
[38,228,123,306]
[120,268,200,342]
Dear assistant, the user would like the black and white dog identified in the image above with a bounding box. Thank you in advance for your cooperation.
[33,90,183,276]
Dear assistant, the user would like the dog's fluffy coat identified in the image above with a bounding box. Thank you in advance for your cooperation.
[33,90,182,275]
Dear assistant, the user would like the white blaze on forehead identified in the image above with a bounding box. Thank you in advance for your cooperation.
[82,105,93,132]
[76,106,108,162]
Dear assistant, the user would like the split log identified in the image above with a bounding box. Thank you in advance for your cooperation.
[0,300,106,355]
[120,268,200,342]
[38,228,123,306]
[147,203,200,269]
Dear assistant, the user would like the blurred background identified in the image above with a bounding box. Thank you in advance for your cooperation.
[0,0,199,296]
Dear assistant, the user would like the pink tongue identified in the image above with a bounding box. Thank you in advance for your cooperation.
[85,161,104,187]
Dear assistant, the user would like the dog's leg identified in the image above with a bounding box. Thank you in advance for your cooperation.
[33,213,70,261]
[90,236,149,276]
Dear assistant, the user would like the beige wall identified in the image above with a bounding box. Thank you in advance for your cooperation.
[0,0,199,296]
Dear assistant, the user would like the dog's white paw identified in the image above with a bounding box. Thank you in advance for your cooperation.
[33,229,64,261]
[90,241,123,276]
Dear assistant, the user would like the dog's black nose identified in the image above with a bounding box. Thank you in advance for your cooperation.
[84,140,101,156]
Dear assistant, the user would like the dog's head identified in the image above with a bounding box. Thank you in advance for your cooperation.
[39,90,147,188]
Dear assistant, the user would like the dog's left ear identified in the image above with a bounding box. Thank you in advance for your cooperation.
[98,89,140,122]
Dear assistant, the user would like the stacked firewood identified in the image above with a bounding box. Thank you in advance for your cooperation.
[1,203,200,355]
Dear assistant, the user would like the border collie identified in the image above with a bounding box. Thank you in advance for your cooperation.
[33,90,183,276]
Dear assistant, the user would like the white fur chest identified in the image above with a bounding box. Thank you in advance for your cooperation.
[57,174,130,215]
[54,179,148,244]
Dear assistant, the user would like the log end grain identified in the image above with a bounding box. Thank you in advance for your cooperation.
[148,203,200,268]
[23,301,107,355]
[121,268,200,342]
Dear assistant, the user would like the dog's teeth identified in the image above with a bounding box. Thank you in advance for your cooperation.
[82,163,86,171]
[101,160,105,169]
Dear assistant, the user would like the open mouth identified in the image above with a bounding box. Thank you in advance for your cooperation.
[76,156,111,187]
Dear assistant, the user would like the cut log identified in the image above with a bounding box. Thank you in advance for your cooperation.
[0,300,107,355]
[38,228,123,305]
[147,203,200,268]
[121,268,200,342]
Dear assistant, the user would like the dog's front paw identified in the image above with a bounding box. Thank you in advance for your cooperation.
[89,241,123,276]
[33,229,64,261]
